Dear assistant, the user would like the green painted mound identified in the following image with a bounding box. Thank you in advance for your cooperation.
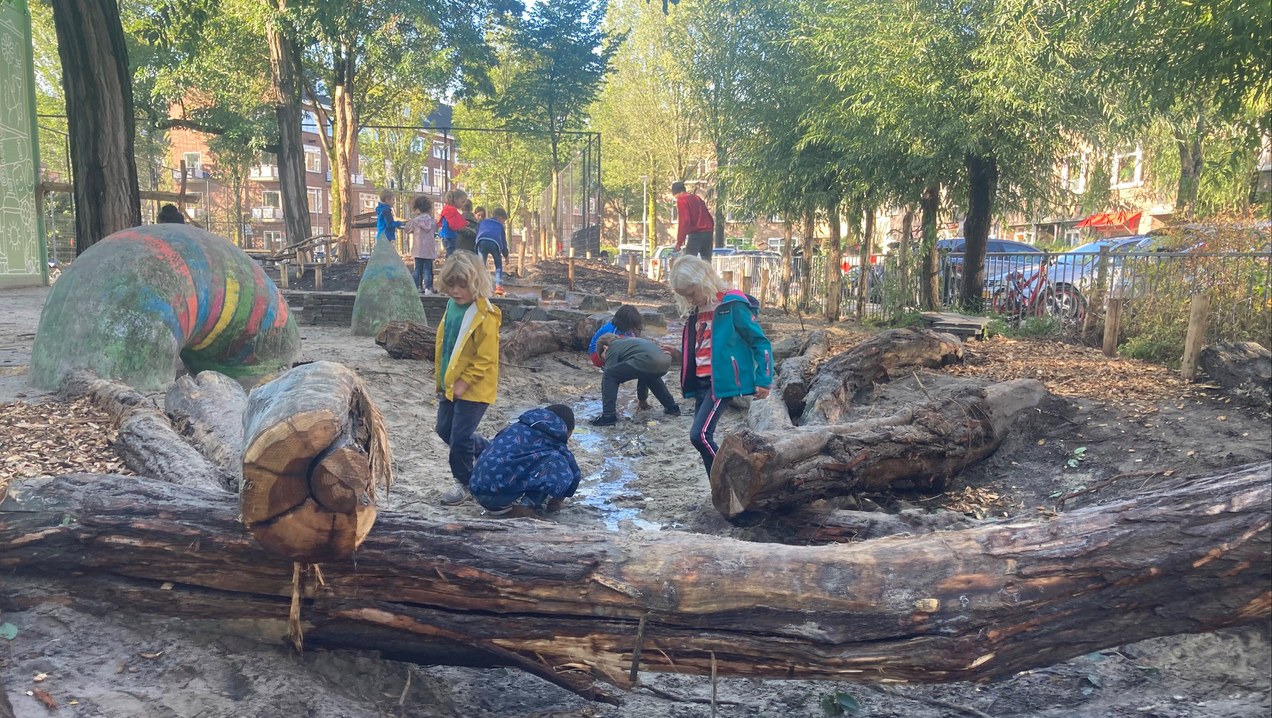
[31,224,300,391]
[351,238,428,336]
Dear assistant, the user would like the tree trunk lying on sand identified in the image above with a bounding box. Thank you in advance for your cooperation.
[1,464,1267,702]
[501,320,582,361]
[241,360,391,563]
[1199,341,1271,409]
[713,379,1048,522]
[783,505,979,544]
[63,370,227,490]
[165,371,248,490]
[801,328,963,425]
[375,320,438,360]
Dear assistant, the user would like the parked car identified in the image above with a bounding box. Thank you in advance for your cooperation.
[647,245,677,280]
[983,236,1147,298]
[939,237,1044,300]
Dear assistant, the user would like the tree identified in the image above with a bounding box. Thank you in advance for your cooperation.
[265,0,312,248]
[809,0,1098,308]
[49,0,142,252]
[298,0,516,261]
[493,0,622,255]
[360,94,437,199]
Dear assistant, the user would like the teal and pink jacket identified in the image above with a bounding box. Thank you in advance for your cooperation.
[679,290,773,399]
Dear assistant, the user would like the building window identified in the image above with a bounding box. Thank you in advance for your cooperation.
[307,188,323,213]
[1061,153,1088,194]
[421,169,430,188]
[1111,145,1143,189]
[411,137,425,153]
[301,111,320,133]
[1013,227,1036,244]
[1063,225,1082,246]
[360,193,378,211]
[262,190,281,208]
[432,142,447,160]
[432,168,444,190]
[182,152,202,172]
[304,146,322,173]
[262,230,283,247]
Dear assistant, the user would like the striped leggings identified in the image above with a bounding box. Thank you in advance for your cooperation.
[690,380,733,477]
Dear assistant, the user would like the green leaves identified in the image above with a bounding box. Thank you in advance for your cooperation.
[820,690,862,716]
[1066,446,1088,469]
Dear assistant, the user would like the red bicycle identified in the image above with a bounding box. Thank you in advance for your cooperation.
[990,255,1088,326]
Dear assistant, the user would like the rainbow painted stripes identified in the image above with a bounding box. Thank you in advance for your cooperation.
[32,224,300,391]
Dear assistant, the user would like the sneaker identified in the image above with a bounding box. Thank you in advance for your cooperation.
[484,504,536,518]
[590,414,618,427]
[494,285,506,296]
[439,486,470,506]
[545,497,565,513]
[663,405,682,416]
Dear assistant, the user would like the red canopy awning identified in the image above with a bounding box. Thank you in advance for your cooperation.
[1075,211,1142,230]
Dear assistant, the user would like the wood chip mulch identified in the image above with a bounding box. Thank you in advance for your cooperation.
[949,336,1198,413]
[0,398,130,497]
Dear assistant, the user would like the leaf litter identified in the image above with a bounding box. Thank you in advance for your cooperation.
[0,397,131,498]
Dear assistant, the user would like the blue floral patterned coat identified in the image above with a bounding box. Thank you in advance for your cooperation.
[469,408,581,504]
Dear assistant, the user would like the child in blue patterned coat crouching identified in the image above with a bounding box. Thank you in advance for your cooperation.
[468,404,582,518]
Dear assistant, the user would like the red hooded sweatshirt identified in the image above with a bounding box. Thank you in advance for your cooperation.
[675,192,714,248]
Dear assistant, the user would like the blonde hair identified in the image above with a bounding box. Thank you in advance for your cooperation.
[438,251,493,299]
[443,188,467,207]
[669,255,728,315]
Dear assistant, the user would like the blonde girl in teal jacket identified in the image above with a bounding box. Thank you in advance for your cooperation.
[670,256,773,476]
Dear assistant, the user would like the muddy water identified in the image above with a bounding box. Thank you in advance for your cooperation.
[570,397,662,531]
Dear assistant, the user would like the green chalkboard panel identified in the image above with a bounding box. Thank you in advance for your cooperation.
[0,0,46,287]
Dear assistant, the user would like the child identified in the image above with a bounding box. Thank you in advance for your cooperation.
[456,199,479,254]
[468,404,581,517]
[590,334,680,426]
[669,255,773,477]
[403,195,438,292]
[375,189,403,244]
[587,305,643,368]
[475,206,511,295]
[435,251,502,505]
[438,189,468,257]
[474,206,487,222]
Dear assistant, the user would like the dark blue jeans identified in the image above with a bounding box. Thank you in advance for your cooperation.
[436,397,488,488]
[477,239,504,286]
[413,258,434,291]
[689,380,732,476]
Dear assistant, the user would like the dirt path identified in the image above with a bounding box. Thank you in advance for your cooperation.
[2,285,1269,718]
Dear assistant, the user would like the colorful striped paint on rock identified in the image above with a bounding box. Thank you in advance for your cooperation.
[351,236,428,336]
[31,224,300,391]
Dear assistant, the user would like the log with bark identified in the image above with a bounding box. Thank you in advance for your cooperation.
[1199,341,1271,409]
[375,320,438,360]
[801,328,963,425]
[713,379,1048,522]
[749,329,830,432]
[1,463,1268,701]
[165,371,248,491]
[501,320,582,361]
[62,371,226,489]
[241,360,391,563]
[784,505,979,544]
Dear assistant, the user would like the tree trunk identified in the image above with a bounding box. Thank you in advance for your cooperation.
[786,505,977,544]
[824,201,842,322]
[800,209,815,310]
[896,206,914,318]
[919,183,940,310]
[165,371,248,491]
[2,463,1267,696]
[241,361,391,563]
[801,328,964,426]
[855,205,872,320]
[501,321,583,361]
[713,143,727,249]
[713,379,1047,521]
[961,154,998,310]
[780,220,793,312]
[1198,341,1271,409]
[375,321,438,360]
[63,371,226,490]
[1174,113,1205,219]
[266,4,313,249]
[50,0,141,252]
[333,73,358,262]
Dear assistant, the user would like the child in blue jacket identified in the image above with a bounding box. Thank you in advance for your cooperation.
[670,255,773,476]
[468,404,582,517]
[375,189,403,246]
[475,206,511,294]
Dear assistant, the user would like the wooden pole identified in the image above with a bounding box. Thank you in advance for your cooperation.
[314,264,323,291]
[518,230,527,275]
[1102,297,1123,357]
[1082,246,1111,339]
[1181,293,1211,381]
[627,254,637,297]
[760,267,771,307]
[279,261,289,289]
[568,248,575,292]
[722,270,734,286]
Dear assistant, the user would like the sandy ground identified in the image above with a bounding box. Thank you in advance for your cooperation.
[1,284,1270,718]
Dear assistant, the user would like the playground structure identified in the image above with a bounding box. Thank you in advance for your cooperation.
[30,223,300,391]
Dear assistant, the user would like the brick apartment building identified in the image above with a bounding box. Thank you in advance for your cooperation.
[167,105,459,252]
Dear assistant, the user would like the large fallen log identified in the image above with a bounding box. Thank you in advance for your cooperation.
[1199,341,1271,409]
[62,371,225,489]
[1,464,1268,700]
[749,329,830,431]
[801,328,963,425]
[165,371,248,491]
[501,320,582,361]
[375,320,438,360]
[712,379,1048,521]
